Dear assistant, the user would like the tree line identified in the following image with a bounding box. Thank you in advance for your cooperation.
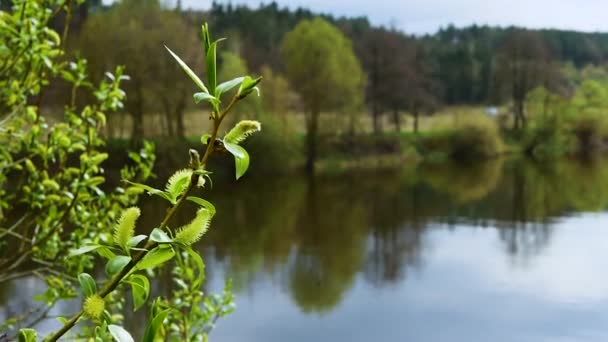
[14,0,608,169]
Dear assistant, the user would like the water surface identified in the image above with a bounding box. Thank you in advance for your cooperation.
[3,157,608,341]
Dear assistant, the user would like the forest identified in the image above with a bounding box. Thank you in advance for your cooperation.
[21,0,605,172]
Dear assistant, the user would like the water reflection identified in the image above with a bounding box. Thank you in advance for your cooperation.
[4,156,608,340]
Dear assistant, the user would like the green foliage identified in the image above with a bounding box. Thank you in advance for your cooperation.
[79,0,201,138]
[282,18,365,113]
[2,2,259,339]
[282,17,365,170]
[417,113,505,160]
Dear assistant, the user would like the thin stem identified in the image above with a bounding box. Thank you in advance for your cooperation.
[46,95,241,342]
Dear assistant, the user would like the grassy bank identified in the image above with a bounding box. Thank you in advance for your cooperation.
[103,102,608,179]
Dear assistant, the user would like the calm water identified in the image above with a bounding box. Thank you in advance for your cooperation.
[3,157,608,341]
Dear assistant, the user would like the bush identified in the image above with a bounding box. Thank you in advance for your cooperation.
[567,110,608,152]
[416,113,504,160]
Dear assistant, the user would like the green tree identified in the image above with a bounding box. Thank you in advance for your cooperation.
[77,0,199,140]
[281,17,365,172]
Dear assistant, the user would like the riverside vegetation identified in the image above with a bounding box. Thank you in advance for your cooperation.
[58,0,608,173]
[1,1,262,340]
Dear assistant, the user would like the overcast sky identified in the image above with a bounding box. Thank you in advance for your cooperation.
[172,0,608,35]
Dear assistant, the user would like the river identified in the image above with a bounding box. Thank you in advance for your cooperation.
[3,157,608,341]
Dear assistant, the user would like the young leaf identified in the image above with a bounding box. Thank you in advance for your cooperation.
[224,142,250,179]
[186,196,216,216]
[78,273,97,297]
[127,274,150,311]
[223,141,245,159]
[143,307,171,342]
[96,246,118,260]
[206,40,219,95]
[215,77,244,98]
[235,147,250,180]
[165,46,208,93]
[69,244,103,257]
[201,23,211,56]
[128,235,148,248]
[124,181,175,203]
[18,328,37,342]
[108,325,134,342]
[149,228,172,244]
[193,92,219,106]
[200,133,212,145]
[137,246,175,270]
[237,76,262,99]
[105,256,131,276]
[184,247,206,290]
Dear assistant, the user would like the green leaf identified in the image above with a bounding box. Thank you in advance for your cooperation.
[69,244,102,257]
[108,325,134,342]
[106,256,131,276]
[124,181,175,204]
[165,45,208,93]
[223,141,245,159]
[200,134,212,145]
[127,274,150,311]
[78,273,97,297]
[235,147,250,180]
[149,228,172,244]
[193,92,219,106]
[184,247,206,290]
[96,246,117,260]
[128,235,148,248]
[206,40,219,95]
[143,307,171,342]
[137,246,175,270]
[237,76,262,99]
[201,23,211,57]
[215,77,244,97]
[186,196,216,216]
[224,142,250,179]
[18,328,37,342]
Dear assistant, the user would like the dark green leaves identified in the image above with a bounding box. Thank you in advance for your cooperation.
[127,274,150,311]
[143,301,171,342]
[78,273,97,297]
[106,256,131,276]
[108,325,134,342]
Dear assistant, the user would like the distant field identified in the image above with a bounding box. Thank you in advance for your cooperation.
[97,105,504,139]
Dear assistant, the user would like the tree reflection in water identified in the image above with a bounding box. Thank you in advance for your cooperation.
[5,156,608,324]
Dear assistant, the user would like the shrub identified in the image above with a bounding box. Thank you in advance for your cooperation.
[417,113,504,160]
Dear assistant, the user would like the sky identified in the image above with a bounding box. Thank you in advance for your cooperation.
[173,0,608,35]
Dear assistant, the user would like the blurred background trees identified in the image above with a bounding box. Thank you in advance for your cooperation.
[77,0,200,140]
[282,18,366,172]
